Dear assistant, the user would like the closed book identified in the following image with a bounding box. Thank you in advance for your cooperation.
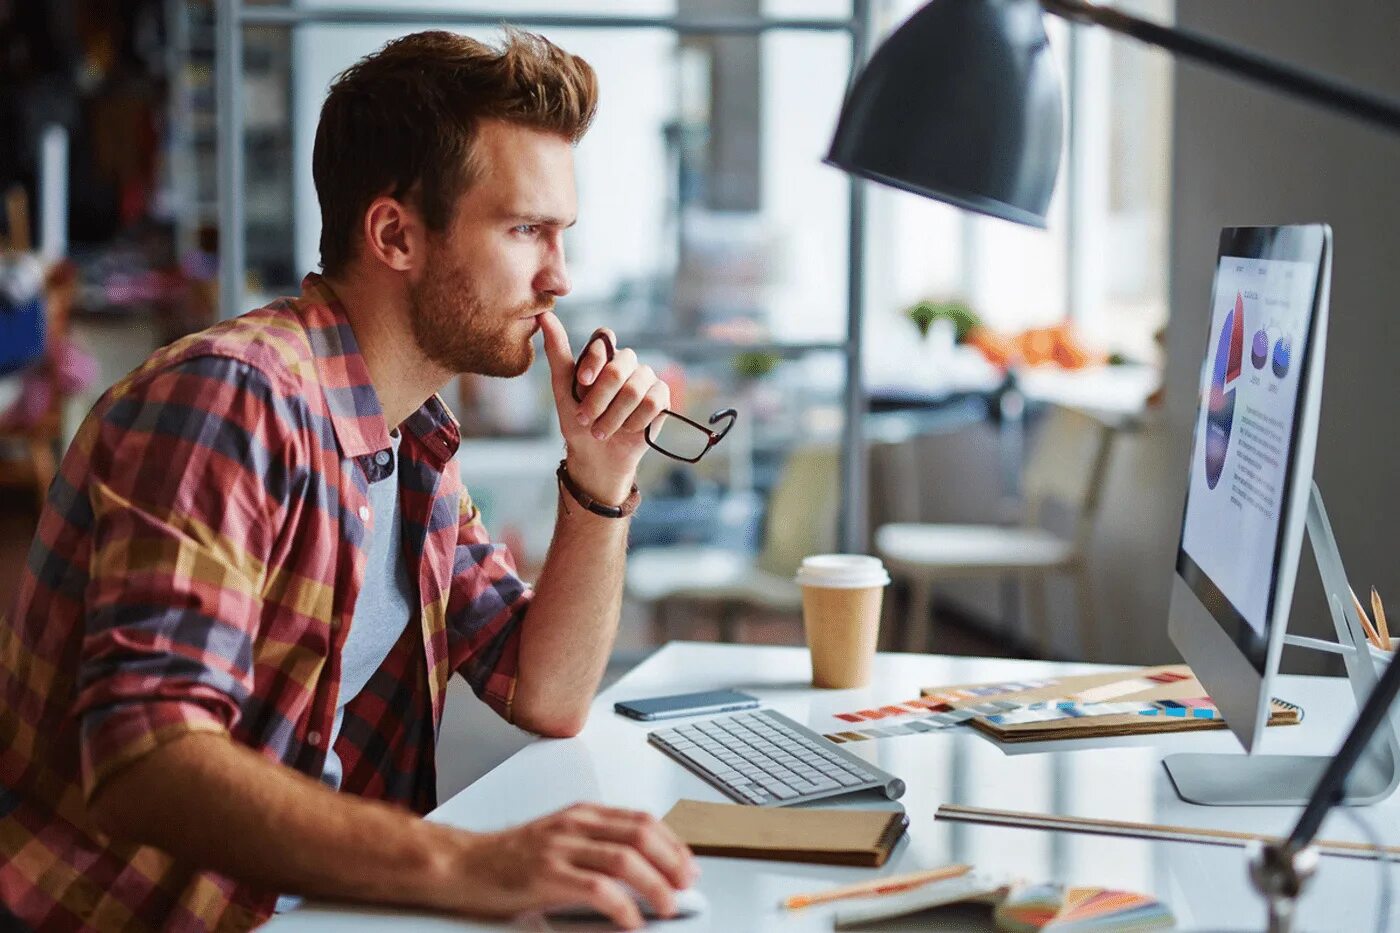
[662,799,908,867]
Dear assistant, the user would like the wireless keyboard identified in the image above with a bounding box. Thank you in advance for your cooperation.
[647,708,906,807]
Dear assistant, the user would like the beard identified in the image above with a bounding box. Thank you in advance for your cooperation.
[407,246,553,378]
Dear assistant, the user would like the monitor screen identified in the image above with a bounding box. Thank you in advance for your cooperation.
[1177,228,1326,672]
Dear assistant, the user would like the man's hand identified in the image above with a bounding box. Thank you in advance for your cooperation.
[444,802,699,929]
[538,311,669,505]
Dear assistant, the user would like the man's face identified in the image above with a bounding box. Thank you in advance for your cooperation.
[408,119,576,377]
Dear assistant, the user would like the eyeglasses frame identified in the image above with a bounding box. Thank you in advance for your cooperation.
[570,331,738,464]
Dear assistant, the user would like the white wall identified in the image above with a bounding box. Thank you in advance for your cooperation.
[1090,1,1400,672]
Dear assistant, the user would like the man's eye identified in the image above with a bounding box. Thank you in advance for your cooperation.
[513,224,538,235]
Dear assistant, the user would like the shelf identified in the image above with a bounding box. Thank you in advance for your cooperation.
[238,8,857,33]
[609,337,845,359]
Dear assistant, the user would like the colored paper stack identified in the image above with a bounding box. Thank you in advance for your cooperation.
[995,883,1174,931]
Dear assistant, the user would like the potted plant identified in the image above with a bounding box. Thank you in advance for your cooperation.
[902,298,981,342]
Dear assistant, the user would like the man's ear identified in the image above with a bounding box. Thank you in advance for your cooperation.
[361,196,423,273]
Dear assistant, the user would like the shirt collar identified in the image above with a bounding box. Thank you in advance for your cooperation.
[298,273,460,466]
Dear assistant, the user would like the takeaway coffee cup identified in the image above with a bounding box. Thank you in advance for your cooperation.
[795,554,891,688]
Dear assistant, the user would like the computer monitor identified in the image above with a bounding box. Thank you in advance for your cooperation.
[1165,225,1332,801]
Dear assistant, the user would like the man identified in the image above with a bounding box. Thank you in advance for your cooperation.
[0,29,696,932]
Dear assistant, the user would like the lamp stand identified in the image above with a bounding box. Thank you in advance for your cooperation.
[1248,841,1319,933]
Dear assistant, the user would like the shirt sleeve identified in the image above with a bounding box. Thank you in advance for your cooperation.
[444,481,532,722]
[74,355,305,802]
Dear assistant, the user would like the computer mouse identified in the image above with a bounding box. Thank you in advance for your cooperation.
[663,887,708,919]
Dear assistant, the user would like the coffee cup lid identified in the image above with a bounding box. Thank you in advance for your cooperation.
[795,553,890,588]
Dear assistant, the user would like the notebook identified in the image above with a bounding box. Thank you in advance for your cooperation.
[661,799,908,867]
[921,664,1302,743]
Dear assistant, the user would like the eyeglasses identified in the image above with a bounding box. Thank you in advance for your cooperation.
[572,331,738,463]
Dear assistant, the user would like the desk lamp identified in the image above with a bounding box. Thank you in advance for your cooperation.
[825,2,1400,930]
[826,0,1400,228]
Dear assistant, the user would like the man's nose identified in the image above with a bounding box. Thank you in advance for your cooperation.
[537,242,571,298]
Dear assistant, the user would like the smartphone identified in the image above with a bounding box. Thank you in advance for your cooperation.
[614,689,759,721]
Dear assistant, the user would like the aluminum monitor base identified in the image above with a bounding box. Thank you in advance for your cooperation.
[1164,484,1400,806]
[1165,749,1394,807]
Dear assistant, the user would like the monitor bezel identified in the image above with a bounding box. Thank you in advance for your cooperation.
[1174,225,1331,675]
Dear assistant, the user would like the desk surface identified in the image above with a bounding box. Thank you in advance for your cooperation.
[267,643,1395,931]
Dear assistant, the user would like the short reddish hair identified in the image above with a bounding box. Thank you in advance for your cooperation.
[312,29,598,275]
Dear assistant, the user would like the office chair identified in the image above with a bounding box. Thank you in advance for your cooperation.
[625,443,839,644]
[875,405,1117,658]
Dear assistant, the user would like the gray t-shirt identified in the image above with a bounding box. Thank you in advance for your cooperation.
[323,430,414,791]
[276,432,413,913]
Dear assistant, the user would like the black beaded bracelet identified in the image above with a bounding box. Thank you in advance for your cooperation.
[555,459,640,518]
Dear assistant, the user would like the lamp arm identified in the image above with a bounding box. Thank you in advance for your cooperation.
[1041,0,1400,136]
[1283,646,1400,854]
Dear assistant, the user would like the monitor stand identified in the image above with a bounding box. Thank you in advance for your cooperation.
[1164,483,1400,806]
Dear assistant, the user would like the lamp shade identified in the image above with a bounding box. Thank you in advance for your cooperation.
[826,0,1064,228]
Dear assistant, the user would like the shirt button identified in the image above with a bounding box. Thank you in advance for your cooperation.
[375,450,391,466]
[358,505,369,521]
[308,730,323,746]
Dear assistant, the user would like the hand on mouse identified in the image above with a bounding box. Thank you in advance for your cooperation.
[437,801,699,930]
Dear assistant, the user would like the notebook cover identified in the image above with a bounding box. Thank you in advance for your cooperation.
[833,874,1007,929]
[662,799,908,867]
[921,665,1302,743]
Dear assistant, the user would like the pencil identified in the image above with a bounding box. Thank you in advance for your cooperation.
[1350,586,1383,649]
[1373,587,1392,651]
[782,863,971,910]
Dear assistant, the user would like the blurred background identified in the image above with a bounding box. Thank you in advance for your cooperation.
[2,1,1396,793]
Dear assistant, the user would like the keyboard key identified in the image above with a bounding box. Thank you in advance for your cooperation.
[683,748,733,778]
[762,780,798,800]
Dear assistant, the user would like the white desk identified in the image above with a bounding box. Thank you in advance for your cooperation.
[268,643,1398,931]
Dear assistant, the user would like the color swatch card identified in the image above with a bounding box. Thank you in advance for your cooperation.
[832,875,1173,931]
[995,883,1174,931]
[822,678,1059,744]
[984,695,1225,726]
[920,665,1302,743]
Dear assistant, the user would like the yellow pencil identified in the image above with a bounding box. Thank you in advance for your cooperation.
[1351,586,1383,649]
[1373,587,1392,651]
[783,863,972,910]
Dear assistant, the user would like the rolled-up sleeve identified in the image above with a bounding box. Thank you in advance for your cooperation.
[445,488,531,722]
[75,355,301,801]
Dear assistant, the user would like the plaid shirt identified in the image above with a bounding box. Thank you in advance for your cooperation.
[0,275,532,932]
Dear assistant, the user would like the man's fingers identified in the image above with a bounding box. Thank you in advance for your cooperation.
[576,348,637,426]
[572,806,697,890]
[536,311,575,399]
[617,382,669,437]
[575,327,618,387]
[570,841,676,920]
[551,867,643,930]
[594,367,665,439]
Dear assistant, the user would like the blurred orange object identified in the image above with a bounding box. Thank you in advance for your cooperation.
[966,322,1105,371]
[965,326,1015,370]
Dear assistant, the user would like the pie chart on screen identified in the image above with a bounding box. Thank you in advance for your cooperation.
[1272,335,1292,377]
[1251,329,1269,369]
[1205,293,1245,489]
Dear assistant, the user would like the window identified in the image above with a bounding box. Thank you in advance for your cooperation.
[861,0,1173,385]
